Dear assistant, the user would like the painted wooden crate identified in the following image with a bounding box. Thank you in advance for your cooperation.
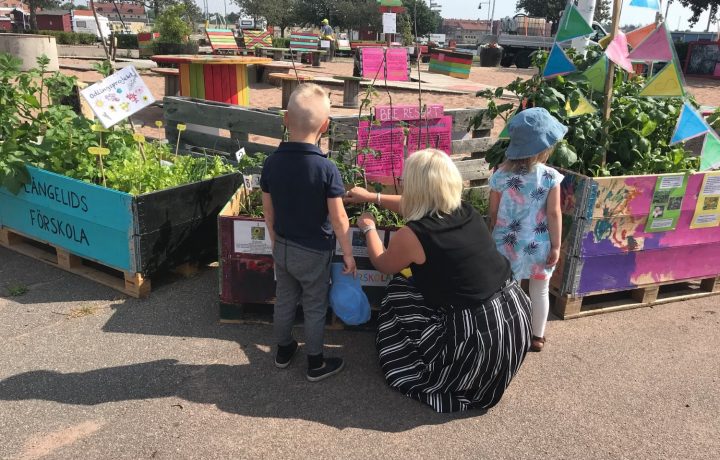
[0,165,242,296]
[428,49,473,80]
[218,188,394,323]
[551,169,720,317]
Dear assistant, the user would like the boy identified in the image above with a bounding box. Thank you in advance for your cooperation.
[260,83,356,382]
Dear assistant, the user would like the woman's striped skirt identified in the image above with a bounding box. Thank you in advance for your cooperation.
[376,275,532,413]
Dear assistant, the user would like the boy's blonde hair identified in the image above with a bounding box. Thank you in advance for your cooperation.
[286,83,331,136]
[401,149,463,221]
[501,145,554,173]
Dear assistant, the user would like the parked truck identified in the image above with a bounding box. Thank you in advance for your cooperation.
[482,14,607,68]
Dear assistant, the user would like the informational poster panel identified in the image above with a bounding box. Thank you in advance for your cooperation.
[382,13,397,34]
[360,47,409,81]
[690,172,720,228]
[81,66,155,128]
[357,120,405,183]
[406,116,453,154]
[335,227,387,257]
[233,220,272,255]
[644,173,688,232]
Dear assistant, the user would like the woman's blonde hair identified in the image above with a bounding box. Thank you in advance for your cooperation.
[501,146,554,173]
[401,149,463,221]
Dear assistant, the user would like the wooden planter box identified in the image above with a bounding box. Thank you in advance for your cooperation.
[551,170,720,318]
[218,188,395,324]
[0,165,242,297]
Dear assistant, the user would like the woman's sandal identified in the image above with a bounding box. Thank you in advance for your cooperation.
[530,336,545,352]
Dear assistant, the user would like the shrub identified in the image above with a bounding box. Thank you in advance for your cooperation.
[37,30,96,45]
[115,33,139,49]
[154,4,192,44]
[272,37,290,48]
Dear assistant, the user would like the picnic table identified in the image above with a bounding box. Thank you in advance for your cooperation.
[269,73,314,109]
[332,75,365,108]
[151,55,270,106]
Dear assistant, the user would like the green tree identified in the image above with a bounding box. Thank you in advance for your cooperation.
[678,0,719,28]
[234,0,298,36]
[402,0,442,37]
[290,0,381,32]
[154,4,192,43]
[516,0,612,25]
[226,11,240,24]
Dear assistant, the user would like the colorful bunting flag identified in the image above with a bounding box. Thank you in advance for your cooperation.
[629,0,661,10]
[628,23,673,62]
[582,55,609,92]
[542,44,577,78]
[555,3,595,43]
[670,102,711,144]
[700,133,720,171]
[605,31,635,74]
[499,124,509,139]
[639,61,685,97]
[626,23,657,49]
[565,95,598,117]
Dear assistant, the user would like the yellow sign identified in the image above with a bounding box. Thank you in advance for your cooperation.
[690,172,720,228]
[133,133,146,143]
[91,124,109,132]
[176,123,187,132]
[88,146,110,156]
[155,120,163,128]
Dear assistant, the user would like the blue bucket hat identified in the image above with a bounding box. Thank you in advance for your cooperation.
[329,263,370,326]
[505,107,568,160]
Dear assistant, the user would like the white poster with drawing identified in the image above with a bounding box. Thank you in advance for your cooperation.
[335,228,387,257]
[234,220,273,254]
[80,66,155,128]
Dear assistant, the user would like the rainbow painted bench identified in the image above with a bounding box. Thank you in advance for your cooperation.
[242,30,273,49]
[289,32,325,67]
[206,28,248,55]
[428,49,474,79]
[151,55,271,105]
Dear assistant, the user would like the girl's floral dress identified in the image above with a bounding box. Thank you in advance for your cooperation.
[489,163,564,280]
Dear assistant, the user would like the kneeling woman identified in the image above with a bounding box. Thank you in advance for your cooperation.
[346,149,531,413]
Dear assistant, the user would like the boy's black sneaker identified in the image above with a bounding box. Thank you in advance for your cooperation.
[275,340,298,368]
[306,356,344,382]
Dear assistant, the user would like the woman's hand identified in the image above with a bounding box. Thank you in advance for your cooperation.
[344,187,374,204]
[356,212,377,231]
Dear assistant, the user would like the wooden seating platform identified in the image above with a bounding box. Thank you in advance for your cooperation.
[150,67,180,96]
[258,61,295,85]
[268,73,314,109]
[332,75,365,108]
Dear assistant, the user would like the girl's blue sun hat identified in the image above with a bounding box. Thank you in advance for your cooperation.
[505,107,568,160]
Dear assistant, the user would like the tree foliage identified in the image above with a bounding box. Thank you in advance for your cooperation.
[516,0,612,25]
[402,0,442,37]
[153,4,192,43]
[678,0,719,27]
[27,0,59,31]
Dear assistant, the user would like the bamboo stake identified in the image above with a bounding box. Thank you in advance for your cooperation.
[89,0,111,63]
[600,0,623,168]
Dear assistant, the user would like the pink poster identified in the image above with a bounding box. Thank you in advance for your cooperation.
[357,121,405,183]
[361,48,385,79]
[406,116,453,154]
[375,104,444,122]
[385,48,409,81]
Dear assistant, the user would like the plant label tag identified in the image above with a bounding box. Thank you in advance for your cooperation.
[235,147,246,162]
[243,174,261,189]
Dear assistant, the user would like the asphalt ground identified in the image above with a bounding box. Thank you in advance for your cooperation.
[1,246,718,459]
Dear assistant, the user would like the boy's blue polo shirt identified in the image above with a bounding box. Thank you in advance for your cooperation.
[260,142,345,250]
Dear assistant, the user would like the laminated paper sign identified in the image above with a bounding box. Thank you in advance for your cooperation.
[644,173,689,232]
[375,104,443,122]
[407,116,453,154]
[81,66,155,128]
[382,13,397,34]
[335,227,387,257]
[690,172,720,229]
[385,47,408,81]
[234,220,272,255]
[357,120,405,183]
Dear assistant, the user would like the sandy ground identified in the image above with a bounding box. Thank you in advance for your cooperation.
[58,56,720,142]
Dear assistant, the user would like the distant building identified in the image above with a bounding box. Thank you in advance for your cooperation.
[35,9,72,32]
[442,19,492,43]
[94,2,147,22]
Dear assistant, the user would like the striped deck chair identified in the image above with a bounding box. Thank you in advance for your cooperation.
[206,28,240,54]
[242,30,273,49]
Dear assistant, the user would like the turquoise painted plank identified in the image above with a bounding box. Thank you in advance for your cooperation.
[429,61,471,75]
[0,166,134,271]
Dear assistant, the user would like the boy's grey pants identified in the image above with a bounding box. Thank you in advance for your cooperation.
[272,236,333,356]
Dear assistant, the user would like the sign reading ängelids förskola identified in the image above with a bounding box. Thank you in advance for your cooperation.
[80,66,155,128]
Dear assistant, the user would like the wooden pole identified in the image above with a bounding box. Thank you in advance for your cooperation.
[600,0,623,168]
[89,0,111,62]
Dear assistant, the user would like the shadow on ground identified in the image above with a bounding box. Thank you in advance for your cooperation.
[0,268,482,432]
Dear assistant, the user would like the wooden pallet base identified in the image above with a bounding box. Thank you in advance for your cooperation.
[551,276,720,320]
[1,228,151,298]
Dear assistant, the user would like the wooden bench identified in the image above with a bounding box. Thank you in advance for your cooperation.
[241,30,273,49]
[258,61,295,85]
[150,67,180,96]
[289,32,326,67]
[268,73,314,109]
[332,75,365,108]
[257,47,292,61]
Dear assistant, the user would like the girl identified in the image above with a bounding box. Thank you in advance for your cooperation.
[489,107,566,352]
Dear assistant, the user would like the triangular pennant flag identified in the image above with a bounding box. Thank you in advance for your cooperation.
[639,61,685,97]
[542,44,577,78]
[628,23,673,62]
[629,0,661,10]
[582,55,609,92]
[605,31,635,73]
[565,95,597,117]
[700,133,720,170]
[499,124,509,139]
[670,102,711,144]
[555,4,594,43]
[626,23,657,49]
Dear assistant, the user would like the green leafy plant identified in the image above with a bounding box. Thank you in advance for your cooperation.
[475,46,699,177]
[154,4,192,44]
[6,283,28,297]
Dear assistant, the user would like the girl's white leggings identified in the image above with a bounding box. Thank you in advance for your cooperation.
[528,278,550,338]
